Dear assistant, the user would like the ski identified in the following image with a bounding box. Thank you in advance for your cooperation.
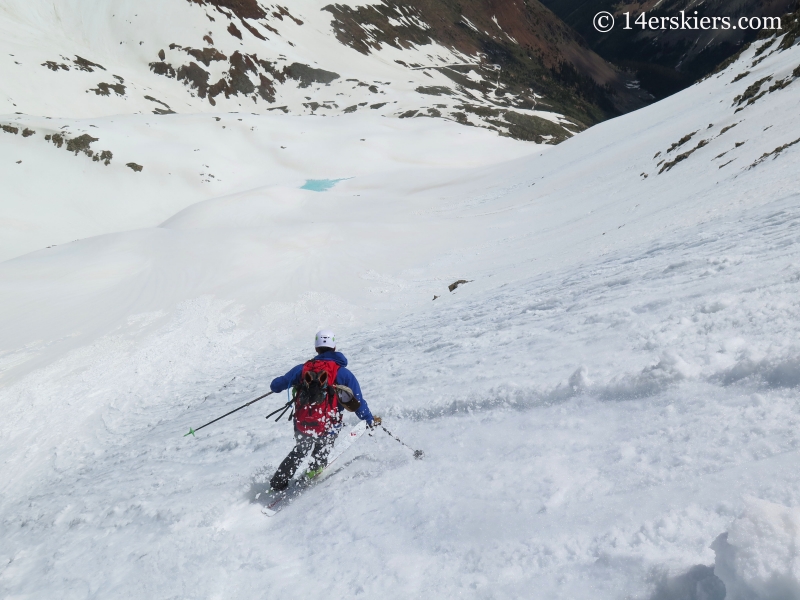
[259,420,368,516]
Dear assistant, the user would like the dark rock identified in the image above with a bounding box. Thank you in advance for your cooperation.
[195,0,265,20]
[66,134,98,155]
[177,62,210,97]
[660,139,710,173]
[503,112,570,144]
[228,22,242,39]
[285,63,340,87]
[149,61,176,78]
[73,56,105,72]
[668,132,698,153]
[186,47,227,66]
[90,82,126,96]
[241,20,267,40]
[416,86,453,96]
[449,280,470,292]
[42,61,70,71]
[94,150,113,165]
[144,95,174,113]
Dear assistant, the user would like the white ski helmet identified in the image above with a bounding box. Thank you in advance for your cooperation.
[315,329,336,350]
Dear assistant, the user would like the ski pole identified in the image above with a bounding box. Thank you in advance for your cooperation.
[264,398,294,423]
[185,391,274,437]
[381,425,424,459]
[267,400,293,422]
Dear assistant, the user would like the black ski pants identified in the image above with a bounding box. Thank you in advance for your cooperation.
[270,430,339,491]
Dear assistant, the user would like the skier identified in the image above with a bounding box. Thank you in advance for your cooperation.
[268,329,380,491]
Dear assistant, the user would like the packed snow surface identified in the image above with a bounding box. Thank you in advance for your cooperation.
[2,29,800,600]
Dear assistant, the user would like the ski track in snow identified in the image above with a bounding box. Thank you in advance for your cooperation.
[2,25,800,600]
[2,193,800,598]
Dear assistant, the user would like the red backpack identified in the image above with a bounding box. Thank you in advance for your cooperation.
[293,360,341,436]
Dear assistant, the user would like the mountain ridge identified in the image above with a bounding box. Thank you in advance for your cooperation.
[0,0,649,141]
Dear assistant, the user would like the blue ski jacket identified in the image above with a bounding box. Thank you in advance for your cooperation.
[270,351,374,424]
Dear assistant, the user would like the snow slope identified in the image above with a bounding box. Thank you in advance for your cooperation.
[0,111,532,261]
[0,0,644,261]
[0,0,613,139]
[1,0,479,117]
[1,26,800,600]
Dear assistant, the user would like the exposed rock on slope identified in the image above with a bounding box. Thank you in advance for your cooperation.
[0,0,648,142]
[323,0,650,131]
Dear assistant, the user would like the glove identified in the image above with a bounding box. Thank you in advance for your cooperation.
[368,416,382,429]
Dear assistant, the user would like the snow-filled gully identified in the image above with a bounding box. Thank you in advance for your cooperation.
[2,189,800,598]
[2,23,800,600]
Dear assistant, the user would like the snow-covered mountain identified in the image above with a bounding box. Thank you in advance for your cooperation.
[2,5,800,600]
[0,0,645,139]
[0,0,654,261]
